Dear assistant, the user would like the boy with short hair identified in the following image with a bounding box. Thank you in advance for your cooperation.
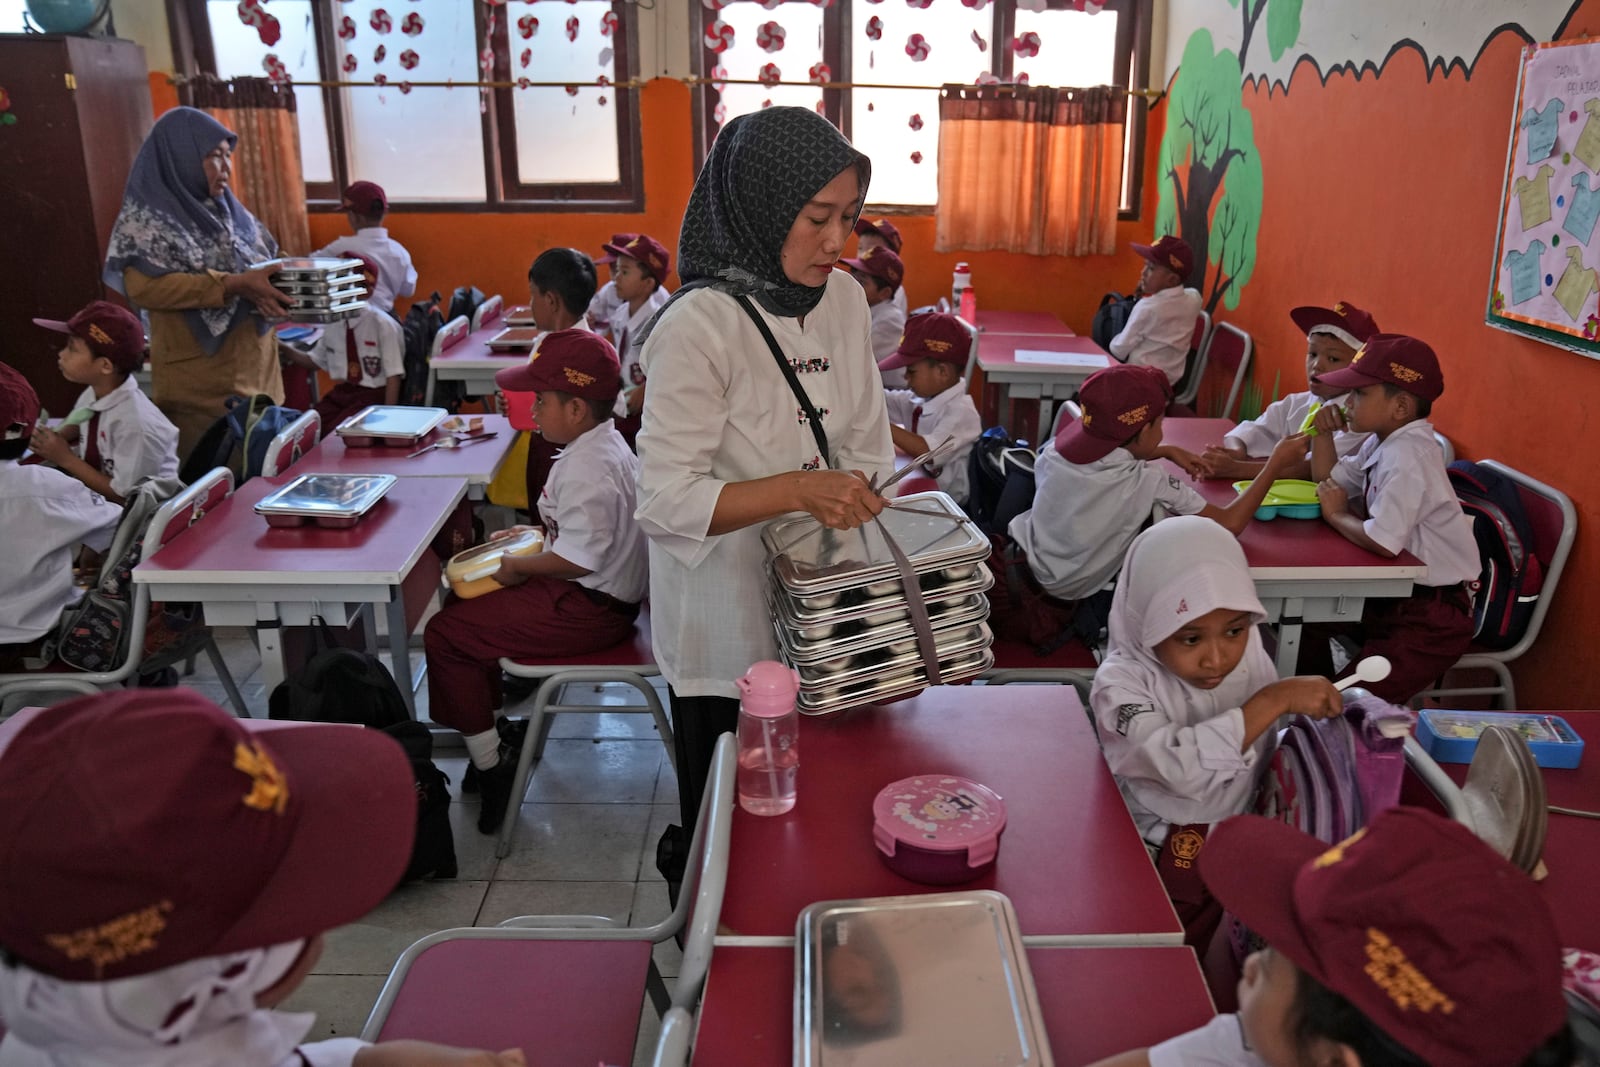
[841,246,910,384]
[599,233,672,446]
[1108,235,1204,387]
[426,331,647,835]
[1308,333,1479,703]
[877,312,982,507]
[585,231,635,329]
[517,248,599,510]
[855,217,909,316]
[0,362,121,669]
[280,255,406,435]
[312,180,418,315]
[28,300,178,504]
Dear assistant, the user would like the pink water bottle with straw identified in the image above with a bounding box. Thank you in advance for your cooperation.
[735,661,801,815]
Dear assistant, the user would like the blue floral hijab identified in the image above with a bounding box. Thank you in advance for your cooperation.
[103,107,278,355]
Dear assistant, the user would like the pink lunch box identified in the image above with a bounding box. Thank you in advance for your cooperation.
[872,774,1007,885]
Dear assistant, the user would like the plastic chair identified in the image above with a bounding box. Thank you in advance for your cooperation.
[470,293,503,332]
[0,469,248,717]
[1172,321,1251,421]
[650,1007,695,1067]
[259,410,320,477]
[495,606,674,858]
[1418,460,1576,710]
[1046,399,1082,446]
[1171,309,1213,408]
[422,315,472,406]
[361,734,737,1062]
[1433,430,1455,465]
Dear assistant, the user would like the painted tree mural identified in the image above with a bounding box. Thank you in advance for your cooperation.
[1156,0,1302,315]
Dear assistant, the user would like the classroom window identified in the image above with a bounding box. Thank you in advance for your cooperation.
[694,0,1149,215]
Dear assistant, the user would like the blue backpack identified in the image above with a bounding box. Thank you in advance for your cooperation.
[179,393,302,486]
[1447,460,1545,650]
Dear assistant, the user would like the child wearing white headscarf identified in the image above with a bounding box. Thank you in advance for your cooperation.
[1091,516,1341,949]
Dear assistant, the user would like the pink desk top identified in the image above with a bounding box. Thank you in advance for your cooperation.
[133,474,466,585]
[693,944,1215,1066]
[978,333,1112,379]
[300,415,516,486]
[718,686,1180,941]
[976,310,1075,336]
[430,322,529,369]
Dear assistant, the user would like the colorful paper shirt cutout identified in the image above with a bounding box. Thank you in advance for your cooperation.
[1574,98,1600,173]
[1522,97,1563,163]
[1504,240,1547,304]
[1514,164,1556,230]
[1565,172,1600,245]
[1553,244,1600,320]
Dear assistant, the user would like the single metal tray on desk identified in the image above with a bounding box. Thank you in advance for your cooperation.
[334,405,447,446]
[253,473,396,528]
[795,891,1052,1066]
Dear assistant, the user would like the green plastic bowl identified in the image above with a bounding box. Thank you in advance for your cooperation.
[1233,478,1321,520]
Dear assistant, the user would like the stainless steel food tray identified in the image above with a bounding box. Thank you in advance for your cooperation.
[772,590,991,664]
[334,406,447,444]
[256,256,365,279]
[286,300,366,323]
[281,281,366,300]
[254,472,396,528]
[772,566,993,627]
[796,890,1051,1067]
[797,646,994,716]
[792,622,993,688]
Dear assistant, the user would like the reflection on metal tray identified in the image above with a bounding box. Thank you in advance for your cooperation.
[796,891,1051,1067]
[486,326,542,350]
[797,647,994,716]
[335,406,448,443]
[283,283,366,302]
[775,592,991,663]
[793,623,993,688]
[775,566,993,626]
[253,473,396,528]
[503,304,536,326]
[764,492,990,596]
[286,301,366,323]
[254,256,365,279]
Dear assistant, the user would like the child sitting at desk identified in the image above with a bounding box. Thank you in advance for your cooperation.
[1305,333,1479,705]
[854,217,908,316]
[1108,236,1203,388]
[1085,807,1574,1067]
[841,246,909,383]
[281,255,405,435]
[425,330,647,835]
[599,233,673,448]
[1202,300,1379,482]
[1092,516,1342,951]
[28,300,178,504]
[585,231,634,331]
[514,248,599,514]
[878,312,982,509]
[311,180,417,315]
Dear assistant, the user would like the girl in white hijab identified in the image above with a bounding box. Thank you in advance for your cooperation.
[1091,516,1340,949]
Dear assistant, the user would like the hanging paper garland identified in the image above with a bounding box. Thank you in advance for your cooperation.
[517,76,531,89]
[1011,31,1041,58]
[479,7,496,113]
[713,100,728,125]
[565,84,579,96]
[960,0,990,8]
[600,10,617,35]
[970,29,987,51]
[236,0,282,47]
[904,33,930,61]
[756,21,785,52]
[565,15,579,41]
[399,81,413,94]
[342,53,358,73]
[374,43,387,63]
[336,15,356,40]
[815,100,826,113]
[759,0,781,10]
[370,8,392,33]
[597,73,611,107]
[701,0,725,10]
[261,54,288,83]
[704,19,734,52]
[520,47,532,67]
[864,15,882,40]
[761,98,772,108]
[1015,72,1030,85]
[710,64,728,93]
[908,112,923,130]
[518,14,538,37]
[910,150,923,163]
[974,70,999,85]
[808,61,831,84]
[400,12,424,35]
[374,72,388,85]
[906,0,933,9]
[758,62,782,87]
[1072,0,1105,11]
[399,49,419,69]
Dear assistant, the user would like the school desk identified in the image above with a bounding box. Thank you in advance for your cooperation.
[1156,418,1426,676]
[976,332,1112,442]
[424,322,526,405]
[716,685,1182,944]
[296,415,516,501]
[131,474,466,714]
[690,944,1216,1066]
[975,309,1076,336]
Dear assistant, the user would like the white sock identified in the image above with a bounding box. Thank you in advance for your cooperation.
[464,728,501,770]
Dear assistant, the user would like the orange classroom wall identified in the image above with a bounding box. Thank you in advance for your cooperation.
[1189,6,1600,707]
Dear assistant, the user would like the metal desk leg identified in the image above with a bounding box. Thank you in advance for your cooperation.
[424,367,438,407]
[386,593,422,717]
[1275,596,1304,676]
[255,617,289,693]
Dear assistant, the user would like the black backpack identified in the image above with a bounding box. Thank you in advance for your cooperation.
[1447,461,1545,651]
[178,393,301,486]
[446,284,486,326]
[399,291,447,408]
[1091,291,1138,350]
[965,427,1036,535]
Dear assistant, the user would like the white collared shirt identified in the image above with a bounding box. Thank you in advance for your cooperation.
[0,460,120,644]
[869,299,908,386]
[309,307,405,388]
[1109,285,1203,385]
[1224,389,1368,461]
[312,227,417,313]
[540,420,648,604]
[69,376,179,498]
[636,270,895,698]
[607,286,672,417]
[1008,442,1207,600]
[587,280,622,327]
[1329,418,1479,586]
[1150,1014,1265,1067]
[884,379,982,506]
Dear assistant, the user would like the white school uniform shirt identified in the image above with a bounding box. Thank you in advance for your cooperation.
[587,279,622,328]
[869,298,909,387]
[0,460,119,644]
[540,420,648,604]
[308,307,405,388]
[1109,285,1203,386]
[636,271,895,699]
[69,376,179,498]
[1328,418,1479,587]
[312,227,416,314]
[1092,516,1279,844]
[607,286,672,418]
[1223,389,1368,461]
[884,380,982,506]
[1149,1014,1265,1067]
[1008,441,1207,601]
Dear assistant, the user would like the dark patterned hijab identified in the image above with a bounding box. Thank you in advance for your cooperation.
[103,107,278,356]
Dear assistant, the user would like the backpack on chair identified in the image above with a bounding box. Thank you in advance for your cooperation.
[1091,291,1138,350]
[1448,460,1544,650]
[178,394,301,486]
[399,291,447,407]
[966,427,1037,536]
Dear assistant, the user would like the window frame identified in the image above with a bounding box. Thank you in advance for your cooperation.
[167,0,643,213]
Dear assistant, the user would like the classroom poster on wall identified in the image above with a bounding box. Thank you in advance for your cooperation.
[1488,37,1600,357]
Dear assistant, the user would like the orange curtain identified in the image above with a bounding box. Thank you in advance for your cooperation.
[190,76,311,256]
[935,84,1124,257]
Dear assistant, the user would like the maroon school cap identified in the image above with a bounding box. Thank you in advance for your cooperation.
[495,329,622,402]
[1054,363,1171,463]
[1313,332,1444,402]
[1289,300,1381,348]
[602,234,671,284]
[878,311,970,372]
[340,180,387,215]
[0,690,415,982]
[854,217,903,253]
[0,362,41,438]
[1200,809,1566,1067]
[1129,234,1193,278]
[33,301,147,375]
[841,246,905,290]
[595,233,640,264]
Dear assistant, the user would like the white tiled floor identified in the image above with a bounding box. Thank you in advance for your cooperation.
[172,626,681,1066]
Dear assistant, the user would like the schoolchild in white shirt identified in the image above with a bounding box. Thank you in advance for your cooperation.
[1109,236,1204,387]
[600,233,673,448]
[1203,300,1379,482]
[878,312,982,508]
[1092,516,1341,950]
[281,256,404,435]
[425,331,647,835]
[1307,333,1479,704]
[854,217,908,317]
[585,232,634,330]
[517,248,599,513]
[311,181,417,315]
[28,301,178,504]
[841,246,911,386]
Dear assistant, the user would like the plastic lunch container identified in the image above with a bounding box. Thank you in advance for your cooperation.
[1234,478,1322,520]
[872,774,1007,884]
[444,529,546,599]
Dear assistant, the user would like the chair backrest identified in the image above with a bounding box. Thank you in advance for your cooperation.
[1172,311,1213,407]
[1478,459,1577,659]
[471,294,503,332]
[430,315,471,360]
[958,316,980,383]
[1197,322,1252,421]
[151,468,235,550]
[1433,430,1455,466]
[260,410,321,478]
[650,1007,695,1067]
[1048,398,1082,444]
[670,732,738,1011]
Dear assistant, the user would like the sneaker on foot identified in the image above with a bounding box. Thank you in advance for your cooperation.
[475,756,519,835]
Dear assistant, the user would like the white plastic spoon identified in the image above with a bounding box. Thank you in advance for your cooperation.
[1333,655,1391,692]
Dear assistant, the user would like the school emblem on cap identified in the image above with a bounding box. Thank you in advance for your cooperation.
[1390,362,1422,384]
[1117,403,1150,426]
[1312,826,1367,869]
[925,339,952,353]
[234,741,288,815]
[46,900,174,971]
[564,366,597,388]
[87,324,113,345]
[1364,928,1457,1014]
[1168,254,1183,270]
[1351,344,1368,364]
[1334,302,1349,317]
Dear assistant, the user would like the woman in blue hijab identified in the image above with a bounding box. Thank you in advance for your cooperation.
[104,107,294,456]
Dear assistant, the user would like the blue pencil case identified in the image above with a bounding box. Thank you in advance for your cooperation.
[1416,710,1584,769]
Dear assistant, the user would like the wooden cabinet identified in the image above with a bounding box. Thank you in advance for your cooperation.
[0,34,151,416]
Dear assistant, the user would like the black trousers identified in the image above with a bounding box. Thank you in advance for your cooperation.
[668,688,741,834]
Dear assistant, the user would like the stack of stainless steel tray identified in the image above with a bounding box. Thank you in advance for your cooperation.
[762,491,993,715]
[257,257,368,322]
[334,406,447,448]
[254,472,396,528]
[796,891,1052,1066]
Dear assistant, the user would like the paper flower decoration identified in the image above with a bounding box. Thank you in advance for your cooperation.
[865,15,882,40]
[336,15,356,40]
[905,33,931,61]
[341,53,358,73]
[757,21,786,52]
[808,61,831,84]
[261,54,288,82]
[369,8,391,34]
[399,49,419,69]
[373,44,386,63]
[908,113,923,130]
[758,62,782,87]
[518,14,538,38]
[400,12,424,36]
[565,15,579,41]
[1011,31,1041,57]
[910,151,923,163]
[520,47,532,68]
[600,11,618,35]
[971,29,987,51]
[704,20,734,52]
